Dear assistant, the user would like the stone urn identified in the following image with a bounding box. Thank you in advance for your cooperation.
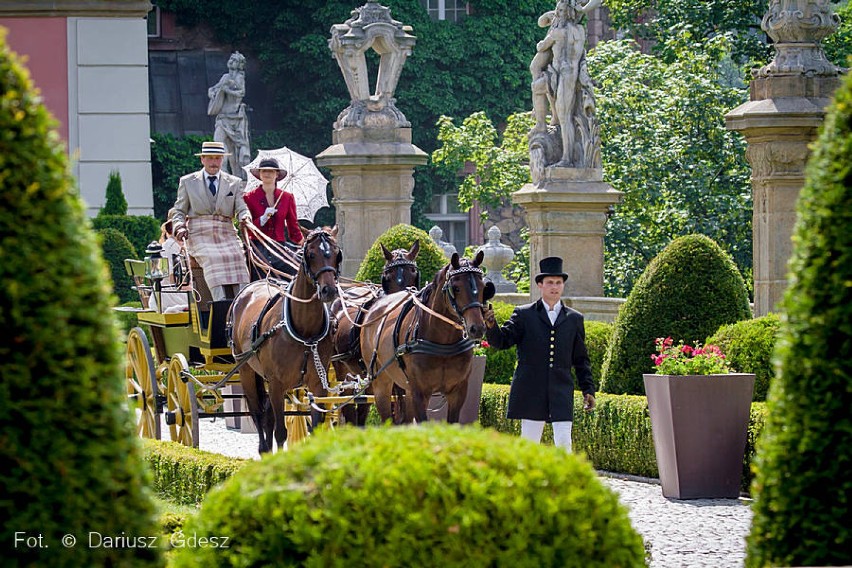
[643,373,756,499]
[477,226,516,293]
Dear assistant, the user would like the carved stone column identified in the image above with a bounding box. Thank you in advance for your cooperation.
[726,0,842,316]
[514,168,621,298]
[316,1,427,277]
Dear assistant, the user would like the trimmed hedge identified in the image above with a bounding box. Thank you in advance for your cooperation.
[92,213,161,259]
[585,320,613,388]
[600,234,751,394]
[142,440,248,506]
[170,425,646,567]
[355,223,448,285]
[480,384,765,494]
[0,33,162,567]
[98,227,137,303]
[706,313,781,401]
[745,70,852,568]
[479,300,517,384]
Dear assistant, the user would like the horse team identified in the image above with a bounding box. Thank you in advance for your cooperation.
[229,227,495,454]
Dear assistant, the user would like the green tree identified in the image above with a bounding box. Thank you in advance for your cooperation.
[0,32,161,567]
[100,169,128,216]
[745,66,852,568]
[588,35,753,296]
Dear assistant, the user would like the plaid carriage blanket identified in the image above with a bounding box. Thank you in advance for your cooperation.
[186,216,249,290]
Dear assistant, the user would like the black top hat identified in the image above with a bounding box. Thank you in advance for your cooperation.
[534,256,569,284]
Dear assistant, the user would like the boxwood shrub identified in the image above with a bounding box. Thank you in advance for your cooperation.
[355,223,448,285]
[600,234,751,395]
[0,34,162,567]
[745,70,852,568]
[706,313,781,401]
[92,213,161,258]
[98,227,137,303]
[171,425,646,567]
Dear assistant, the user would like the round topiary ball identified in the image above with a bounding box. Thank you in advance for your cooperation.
[171,425,645,567]
[600,234,751,395]
[355,224,448,285]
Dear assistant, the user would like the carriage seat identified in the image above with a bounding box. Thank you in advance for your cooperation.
[124,259,152,308]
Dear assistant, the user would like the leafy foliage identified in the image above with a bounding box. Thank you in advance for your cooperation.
[589,35,753,296]
[355,223,447,285]
[150,133,205,219]
[600,234,751,395]
[100,169,127,215]
[0,32,161,567]
[745,67,852,568]
[584,320,613,388]
[478,301,518,384]
[170,425,646,567]
[91,214,161,257]
[706,313,781,401]
[650,337,732,375]
[98,228,138,304]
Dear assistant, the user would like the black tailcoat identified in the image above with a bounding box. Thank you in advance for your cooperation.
[485,300,594,422]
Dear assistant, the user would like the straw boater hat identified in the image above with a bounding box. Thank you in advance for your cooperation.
[250,158,288,182]
[534,256,569,284]
[195,141,231,156]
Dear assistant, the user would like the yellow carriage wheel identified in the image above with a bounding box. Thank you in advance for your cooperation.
[125,327,161,440]
[166,354,199,448]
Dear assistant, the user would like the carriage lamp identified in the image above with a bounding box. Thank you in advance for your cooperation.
[145,242,169,312]
[145,242,169,283]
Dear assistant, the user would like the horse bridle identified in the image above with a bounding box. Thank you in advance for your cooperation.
[299,229,341,286]
[383,255,420,289]
[441,264,485,320]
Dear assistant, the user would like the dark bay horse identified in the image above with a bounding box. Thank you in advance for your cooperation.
[360,250,495,424]
[229,226,341,453]
[330,240,420,425]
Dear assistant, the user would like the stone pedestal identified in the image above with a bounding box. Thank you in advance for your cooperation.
[316,127,427,277]
[726,74,841,316]
[513,167,621,298]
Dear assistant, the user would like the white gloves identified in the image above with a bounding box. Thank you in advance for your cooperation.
[259,206,277,227]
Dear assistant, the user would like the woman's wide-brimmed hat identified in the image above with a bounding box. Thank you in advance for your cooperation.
[250,158,288,182]
[534,256,569,284]
[195,141,231,156]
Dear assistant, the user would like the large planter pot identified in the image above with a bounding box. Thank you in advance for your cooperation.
[643,373,755,499]
[427,355,486,424]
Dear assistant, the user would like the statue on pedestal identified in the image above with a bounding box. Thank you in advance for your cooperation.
[529,0,602,184]
[208,51,251,178]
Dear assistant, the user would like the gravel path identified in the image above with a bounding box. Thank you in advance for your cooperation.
[196,419,752,567]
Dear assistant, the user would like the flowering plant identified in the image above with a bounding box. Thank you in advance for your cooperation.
[651,337,732,375]
[474,340,490,357]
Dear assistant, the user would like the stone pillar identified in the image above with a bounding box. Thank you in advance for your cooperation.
[514,168,621,298]
[316,0,427,277]
[317,127,427,277]
[726,0,841,316]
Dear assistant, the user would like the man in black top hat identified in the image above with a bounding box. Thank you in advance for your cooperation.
[483,256,595,451]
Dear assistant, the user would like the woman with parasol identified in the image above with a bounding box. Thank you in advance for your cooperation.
[243,158,303,280]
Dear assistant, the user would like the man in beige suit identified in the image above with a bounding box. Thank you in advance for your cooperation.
[171,141,251,301]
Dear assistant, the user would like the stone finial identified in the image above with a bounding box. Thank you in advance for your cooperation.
[756,0,841,78]
[429,225,457,258]
[477,226,517,293]
[329,0,416,129]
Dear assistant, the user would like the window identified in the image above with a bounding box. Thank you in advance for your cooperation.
[421,0,469,22]
[426,192,468,254]
[147,5,161,38]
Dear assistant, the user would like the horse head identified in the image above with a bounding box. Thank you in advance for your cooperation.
[381,240,420,294]
[298,225,342,303]
[440,250,496,340]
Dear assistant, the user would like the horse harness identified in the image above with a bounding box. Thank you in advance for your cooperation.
[367,262,486,382]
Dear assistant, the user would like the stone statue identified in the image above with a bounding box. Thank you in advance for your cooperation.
[208,51,251,178]
[328,0,416,129]
[529,0,602,183]
[429,225,457,258]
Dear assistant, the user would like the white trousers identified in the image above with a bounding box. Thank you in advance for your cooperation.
[520,419,573,452]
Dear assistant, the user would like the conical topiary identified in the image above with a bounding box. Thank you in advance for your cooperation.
[99,169,128,216]
[171,425,646,567]
[600,234,751,394]
[355,223,448,285]
[0,32,162,567]
[745,71,852,568]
